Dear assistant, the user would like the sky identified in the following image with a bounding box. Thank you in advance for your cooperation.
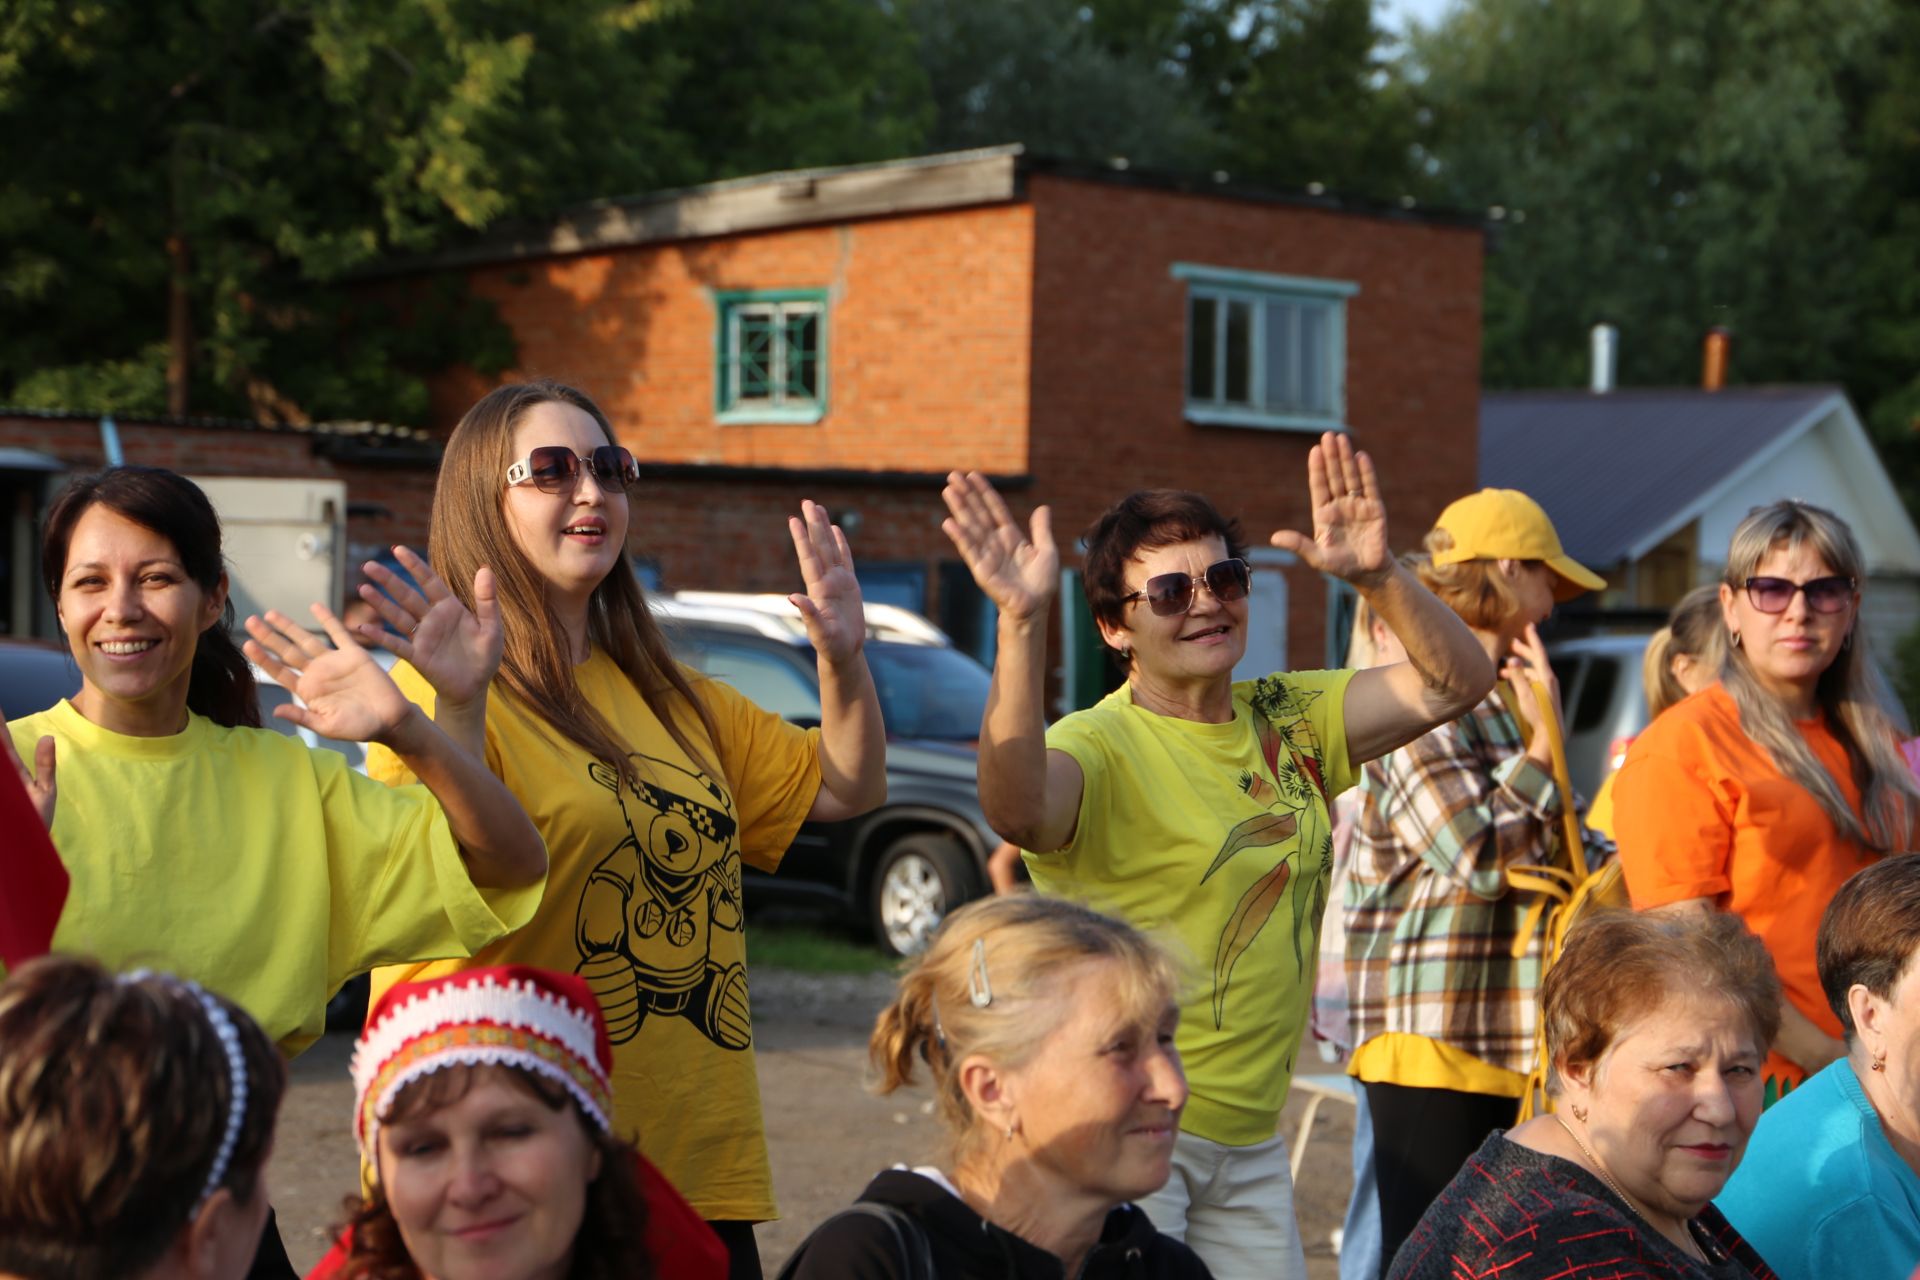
[1376,0,1458,34]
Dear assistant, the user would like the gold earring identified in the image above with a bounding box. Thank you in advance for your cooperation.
[1570,1103,1587,1122]
[1873,1054,1887,1073]
[1004,1119,1017,1140]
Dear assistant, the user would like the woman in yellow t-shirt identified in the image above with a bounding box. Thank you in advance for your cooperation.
[3,464,548,1276]
[363,378,886,1280]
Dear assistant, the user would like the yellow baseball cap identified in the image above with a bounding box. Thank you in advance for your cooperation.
[1431,489,1606,601]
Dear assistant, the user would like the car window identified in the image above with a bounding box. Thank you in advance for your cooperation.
[0,648,80,718]
[866,643,992,741]
[699,641,822,723]
[1570,656,1620,733]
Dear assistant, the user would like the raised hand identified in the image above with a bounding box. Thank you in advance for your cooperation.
[243,604,417,745]
[788,500,866,666]
[941,471,1058,621]
[1268,432,1391,587]
[1,708,55,830]
[352,547,502,707]
[1505,622,1564,764]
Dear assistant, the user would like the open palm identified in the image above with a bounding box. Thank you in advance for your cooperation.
[941,470,1058,620]
[789,500,866,665]
[354,547,502,706]
[1269,432,1391,585]
[244,605,412,744]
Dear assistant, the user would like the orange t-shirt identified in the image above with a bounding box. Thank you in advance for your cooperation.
[1612,684,1880,1088]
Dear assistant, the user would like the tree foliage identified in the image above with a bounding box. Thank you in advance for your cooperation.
[0,0,934,425]
[1406,0,1894,412]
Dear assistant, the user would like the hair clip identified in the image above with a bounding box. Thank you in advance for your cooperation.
[968,937,993,1009]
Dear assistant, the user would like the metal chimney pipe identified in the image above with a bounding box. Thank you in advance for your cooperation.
[1703,327,1731,392]
[1590,324,1617,394]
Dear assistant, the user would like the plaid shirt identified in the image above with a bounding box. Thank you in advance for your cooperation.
[1344,690,1601,1074]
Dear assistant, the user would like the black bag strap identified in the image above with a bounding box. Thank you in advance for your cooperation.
[775,1200,936,1280]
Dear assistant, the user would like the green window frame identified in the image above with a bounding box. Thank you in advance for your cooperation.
[714,288,828,424]
[1173,263,1358,433]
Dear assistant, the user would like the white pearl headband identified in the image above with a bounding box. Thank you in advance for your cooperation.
[123,971,250,1219]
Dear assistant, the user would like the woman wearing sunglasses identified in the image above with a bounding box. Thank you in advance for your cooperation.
[1612,499,1920,1103]
[939,434,1495,1280]
[361,378,886,1280]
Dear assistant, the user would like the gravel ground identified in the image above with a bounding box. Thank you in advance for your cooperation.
[270,968,1354,1278]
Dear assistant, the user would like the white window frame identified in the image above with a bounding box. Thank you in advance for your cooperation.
[1174,262,1358,433]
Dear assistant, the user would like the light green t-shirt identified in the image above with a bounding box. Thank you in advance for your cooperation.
[1029,669,1357,1146]
[7,699,542,1056]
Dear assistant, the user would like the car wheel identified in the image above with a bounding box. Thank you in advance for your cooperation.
[868,833,977,958]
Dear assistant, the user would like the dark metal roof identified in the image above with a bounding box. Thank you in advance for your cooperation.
[1479,386,1844,565]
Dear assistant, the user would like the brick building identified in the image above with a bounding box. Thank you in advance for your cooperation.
[404,146,1486,706]
[5,146,1486,709]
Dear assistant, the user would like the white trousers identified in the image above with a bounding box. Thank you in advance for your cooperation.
[1134,1130,1308,1280]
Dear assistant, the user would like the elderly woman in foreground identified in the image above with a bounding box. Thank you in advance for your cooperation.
[1390,911,1781,1279]
[782,895,1212,1279]
[1716,856,1920,1278]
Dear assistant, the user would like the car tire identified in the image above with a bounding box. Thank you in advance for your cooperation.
[867,833,978,958]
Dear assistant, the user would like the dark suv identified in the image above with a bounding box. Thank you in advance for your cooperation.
[657,596,998,956]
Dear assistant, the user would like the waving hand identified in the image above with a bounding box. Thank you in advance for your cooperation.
[941,471,1058,621]
[1268,432,1391,586]
[351,546,502,707]
[789,500,866,665]
[243,605,416,744]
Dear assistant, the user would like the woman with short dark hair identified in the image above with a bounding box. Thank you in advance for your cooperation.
[939,434,1495,1278]
[1715,855,1920,1279]
[1391,910,1781,1279]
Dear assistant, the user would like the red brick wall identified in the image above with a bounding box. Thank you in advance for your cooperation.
[427,205,1036,476]
[1024,174,1484,666]
[0,415,439,558]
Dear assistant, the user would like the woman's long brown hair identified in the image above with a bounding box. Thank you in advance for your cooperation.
[431,380,717,785]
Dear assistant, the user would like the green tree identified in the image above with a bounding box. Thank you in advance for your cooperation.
[653,0,932,180]
[1408,0,1887,395]
[904,0,1214,168]
[0,0,692,424]
[1181,0,1423,200]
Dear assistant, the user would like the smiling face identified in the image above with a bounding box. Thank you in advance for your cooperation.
[500,400,630,612]
[1097,535,1248,688]
[1721,542,1856,705]
[376,1066,601,1280]
[1000,958,1187,1205]
[1560,994,1764,1220]
[56,503,224,734]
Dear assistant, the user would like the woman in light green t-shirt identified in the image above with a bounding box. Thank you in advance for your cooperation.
[3,464,549,1275]
[938,433,1496,1280]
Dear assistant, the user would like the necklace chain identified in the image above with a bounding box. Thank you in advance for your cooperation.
[1553,1114,1709,1266]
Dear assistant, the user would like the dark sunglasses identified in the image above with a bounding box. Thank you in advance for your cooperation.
[1123,558,1252,617]
[1743,575,1856,615]
[504,445,640,494]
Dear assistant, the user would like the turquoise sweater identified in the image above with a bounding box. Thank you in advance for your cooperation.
[1717,1059,1920,1280]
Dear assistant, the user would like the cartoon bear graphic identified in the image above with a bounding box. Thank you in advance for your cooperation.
[573,755,751,1050]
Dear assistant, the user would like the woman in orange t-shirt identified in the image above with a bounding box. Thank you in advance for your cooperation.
[1613,499,1919,1098]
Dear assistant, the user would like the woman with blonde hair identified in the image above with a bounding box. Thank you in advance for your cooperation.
[781,895,1211,1279]
[1343,489,1608,1274]
[1614,500,1920,1103]
[363,379,886,1280]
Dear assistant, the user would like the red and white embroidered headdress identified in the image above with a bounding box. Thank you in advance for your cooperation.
[350,965,615,1166]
